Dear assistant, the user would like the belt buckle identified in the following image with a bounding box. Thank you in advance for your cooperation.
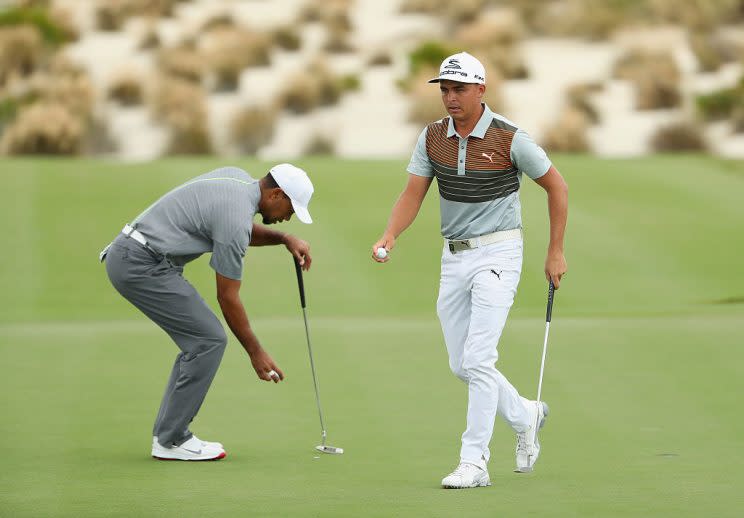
[449,240,469,253]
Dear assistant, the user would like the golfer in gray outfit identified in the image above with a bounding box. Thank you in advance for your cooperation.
[101,163,314,461]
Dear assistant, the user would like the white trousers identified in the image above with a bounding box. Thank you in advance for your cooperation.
[437,238,530,466]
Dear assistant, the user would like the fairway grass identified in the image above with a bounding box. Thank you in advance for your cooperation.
[1,156,742,516]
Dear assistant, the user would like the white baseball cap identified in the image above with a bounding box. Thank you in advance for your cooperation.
[428,51,486,85]
[269,163,314,224]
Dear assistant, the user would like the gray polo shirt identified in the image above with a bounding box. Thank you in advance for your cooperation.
[407,104,551,240]
[131,167,261,280]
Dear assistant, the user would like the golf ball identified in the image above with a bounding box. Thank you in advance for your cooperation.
[376,247,388,259]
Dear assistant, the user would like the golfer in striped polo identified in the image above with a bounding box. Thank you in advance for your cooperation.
[101,163,314,461]
[372,52,568,488]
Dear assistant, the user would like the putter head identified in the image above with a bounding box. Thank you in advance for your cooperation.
[316,445,343,455]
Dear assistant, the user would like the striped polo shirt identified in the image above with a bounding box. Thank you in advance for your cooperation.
[130,167,261,280]
[408,104,551,240]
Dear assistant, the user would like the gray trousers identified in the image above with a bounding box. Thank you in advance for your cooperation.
[105,234,227,447]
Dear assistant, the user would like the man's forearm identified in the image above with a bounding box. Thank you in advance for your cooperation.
[218,294,261,355]
[547,184,568,252]
[384,191,424,239]
[250,223,287,246]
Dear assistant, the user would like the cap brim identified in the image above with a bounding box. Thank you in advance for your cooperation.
[428,76,484,84]
[291,200,312,224]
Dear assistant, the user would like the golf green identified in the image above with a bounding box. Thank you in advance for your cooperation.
[1,156,742,517]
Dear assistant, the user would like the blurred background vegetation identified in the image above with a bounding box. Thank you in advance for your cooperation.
[0,0,743,158]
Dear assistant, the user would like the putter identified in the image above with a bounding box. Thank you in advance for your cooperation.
[293,257,344,455]
[535,280,555,428]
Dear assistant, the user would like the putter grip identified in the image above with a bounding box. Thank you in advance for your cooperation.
[546,280,555,323]
[294,257,306,309]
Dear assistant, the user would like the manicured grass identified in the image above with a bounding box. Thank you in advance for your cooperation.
[0,156,742,516]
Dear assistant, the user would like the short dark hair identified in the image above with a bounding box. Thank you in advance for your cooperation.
[263,172,279,189]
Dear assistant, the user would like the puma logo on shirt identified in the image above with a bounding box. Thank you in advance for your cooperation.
[482,152,496,163]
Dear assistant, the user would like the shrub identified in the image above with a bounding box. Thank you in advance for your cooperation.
[0,102,83,155]
[0,26,44,86]
[650,121,707,151]
[304,134,335,155]
[566,82,602,124]
[201,28,271,91]
[408,41,458,76]
[158,46,204,83]
[613,50,681,110]
[229,105,278,155]
[408,69,446,124]
[108,72,143,106]
[542,107,590,153]
[151,78,211,154]
[139,24,160,50]
[279,72,321,114]
[367,51,392,66]
[200,13,235,32]
[324,26,354,53]
[272,26,301,51]
[696,88,740,120]
[35,74,94,117]
[484,46,528,80]
[278,62,353,113]
[732,105,744,133]
[0,5,74,45]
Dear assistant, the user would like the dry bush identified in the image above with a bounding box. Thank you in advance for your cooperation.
[409,82,447,124]
[34,74,94,117]
[280,72,321,114]
[614,50,681,110]
[278,62,350,114]
[151,78,211,154]
[200,12,235,32]
[731,105,744,133]
[48,54,86,79]
[368,50,392,66]
[455,10,523,48]
[229,105,278,154]
[566,82,602,124]
[0,102,83,155]
[108,72,143,106]
[0,26,44,86]
[542,107,590,153]
[201,28,271,91]
[324,26,354,53]
[648,0,741,31]
[650,121,707,151]
[94,1,128,31]
[272,26,301,51]
[139,23,160,50]
[401,0,489,25]
[484,46,528,79]
[688,30,741,72]
[158,46,204,83]
[400,0,441,13]
[304,134,335,155]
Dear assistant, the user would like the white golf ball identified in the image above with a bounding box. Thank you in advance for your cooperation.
[376,247,388,259]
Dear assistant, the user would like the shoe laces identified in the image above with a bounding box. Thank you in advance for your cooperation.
[451,462,476,477]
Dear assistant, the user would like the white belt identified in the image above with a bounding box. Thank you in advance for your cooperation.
[446,228,522,253]
[122,224,148,246]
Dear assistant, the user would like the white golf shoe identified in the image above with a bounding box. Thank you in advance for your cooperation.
[153,435,223,450]
[151,435,226,461]
[441,462,491,489]
[515,400,549,473]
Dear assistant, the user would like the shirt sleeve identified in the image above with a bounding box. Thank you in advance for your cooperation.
[511,129,552,180]
[210,228,251,280]
[406,127,434,177]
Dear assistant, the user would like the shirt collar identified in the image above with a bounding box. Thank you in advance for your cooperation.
[446,104,492,139]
